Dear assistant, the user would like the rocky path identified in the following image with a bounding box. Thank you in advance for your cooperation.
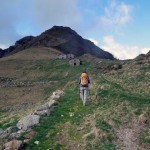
[0,90,63,150]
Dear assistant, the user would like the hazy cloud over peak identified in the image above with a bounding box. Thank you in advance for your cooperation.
[0,0,21,47]
[31,0,81,32]
[0,0,80,48]
[98,0,133,27]
[101,35,150,60]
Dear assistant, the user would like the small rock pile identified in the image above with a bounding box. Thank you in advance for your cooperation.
[0,90,63,150]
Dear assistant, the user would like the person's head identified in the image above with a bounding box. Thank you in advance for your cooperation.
[82,69,86,73]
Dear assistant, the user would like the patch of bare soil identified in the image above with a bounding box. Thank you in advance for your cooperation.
[115,128,138,150]
[114,120,149,150]
[55,122,84,150]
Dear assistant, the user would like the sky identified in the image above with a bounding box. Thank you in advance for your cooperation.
[0,0,150,60]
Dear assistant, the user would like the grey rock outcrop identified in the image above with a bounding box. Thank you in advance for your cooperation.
[36,103,49,111]
[33,91,63,116]
[2,90,64,148]
[6,126,19,134]
[34,103,51,116]
[34,108,51,116]
[17,115,40,130]
[50,90,64,100]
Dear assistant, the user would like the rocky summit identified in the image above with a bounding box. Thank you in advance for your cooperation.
[134,50,150,60]
[0,26,114,59]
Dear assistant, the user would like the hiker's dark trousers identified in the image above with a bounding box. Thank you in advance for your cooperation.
[80,87,88,105]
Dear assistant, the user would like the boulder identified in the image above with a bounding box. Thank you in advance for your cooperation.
[3,140,23,150]
[51,90,64,99]
[17,130,24,134]
[34,109,50,116]
[9,132,22,139]
[36,103,49,111]
[17,115,40,130]
[48,99,56,108]
[6,126,19,134]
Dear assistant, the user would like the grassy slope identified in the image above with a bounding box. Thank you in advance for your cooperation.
[22,57,150,150]
[0,50,150,149]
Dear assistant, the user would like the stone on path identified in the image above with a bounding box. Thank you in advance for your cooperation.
[17,115,40,130]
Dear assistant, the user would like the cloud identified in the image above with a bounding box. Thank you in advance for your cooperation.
[101,35,150,60]
[30,0,81,32]
[0,0,21,48]
[0,44,7,49]
[0,0,81,48]
[141,48,150,54]
[98,0,133,27]
[89,38,99,46]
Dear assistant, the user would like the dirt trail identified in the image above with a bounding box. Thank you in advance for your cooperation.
[115,128,139,150]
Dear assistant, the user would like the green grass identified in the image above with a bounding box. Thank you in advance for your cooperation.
[139,129,150,144]
[96,75,150,107]
[22,87,85,149]
[96,119,112,132]
[33,59,90,73]
[21,58,93,149]
[86,140,116,150]
[0,109,18,129]
[22,84,117,149]
[1,57,150,149]
[22,58,150,149]
[0,119,18,129]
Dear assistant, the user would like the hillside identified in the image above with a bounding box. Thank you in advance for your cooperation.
[0,49,150,149]
[0,26,114,60]
[1,47,61,61]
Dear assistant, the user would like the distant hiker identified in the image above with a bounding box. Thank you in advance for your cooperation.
[79,70,90,106]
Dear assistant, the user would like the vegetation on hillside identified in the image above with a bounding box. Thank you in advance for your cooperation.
[0,52,150,149]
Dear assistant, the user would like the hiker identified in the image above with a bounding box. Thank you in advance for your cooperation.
[79,70,90,106]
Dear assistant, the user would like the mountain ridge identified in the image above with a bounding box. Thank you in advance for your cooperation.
[0,26,114,59]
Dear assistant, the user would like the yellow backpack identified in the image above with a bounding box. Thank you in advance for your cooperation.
[81,73,88,86]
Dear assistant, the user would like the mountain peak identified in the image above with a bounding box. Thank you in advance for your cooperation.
[0,26,114,59]
[41,26,79,38]
[45,25,77,33]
